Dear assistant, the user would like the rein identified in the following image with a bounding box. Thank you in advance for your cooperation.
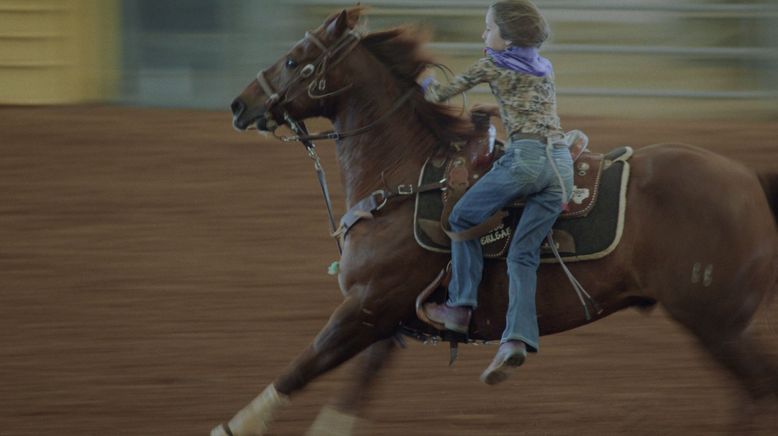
[284,116,342,255]
[276,88,416,143]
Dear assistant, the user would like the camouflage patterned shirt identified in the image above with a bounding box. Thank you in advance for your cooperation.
[425,57,563,140]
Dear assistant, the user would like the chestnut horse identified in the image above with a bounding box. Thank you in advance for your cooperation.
[217,8,777,435]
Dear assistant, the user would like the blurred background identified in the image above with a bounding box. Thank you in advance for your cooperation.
[1,0,776,118]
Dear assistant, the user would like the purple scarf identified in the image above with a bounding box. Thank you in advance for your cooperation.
[485,46,552,77]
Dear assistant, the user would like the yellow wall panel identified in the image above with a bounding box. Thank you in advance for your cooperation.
[0,0,65,9]
[0,67,75,103]
[0,13,67,33]
[0,0,119,104]
[0,37,68,64]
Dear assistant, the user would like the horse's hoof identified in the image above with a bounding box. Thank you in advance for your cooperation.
[306,406,358,436]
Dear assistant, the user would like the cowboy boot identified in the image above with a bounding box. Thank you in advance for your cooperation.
[480,340,527,385]
[422,302,471,334]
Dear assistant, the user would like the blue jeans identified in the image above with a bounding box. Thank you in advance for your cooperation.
[447,139,574,352]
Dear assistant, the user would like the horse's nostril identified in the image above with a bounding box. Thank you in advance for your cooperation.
[230,99,245,117]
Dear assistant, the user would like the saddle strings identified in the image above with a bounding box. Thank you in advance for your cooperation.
[546,232,602,320]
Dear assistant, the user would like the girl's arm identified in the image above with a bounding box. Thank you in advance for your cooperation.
[470,103,500,117]
[424,58,498,103]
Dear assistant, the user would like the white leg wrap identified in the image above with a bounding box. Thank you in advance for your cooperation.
[305,406,358,436]
[213,384,290,436]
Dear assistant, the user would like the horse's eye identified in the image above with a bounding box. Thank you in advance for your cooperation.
[285,58,298,69]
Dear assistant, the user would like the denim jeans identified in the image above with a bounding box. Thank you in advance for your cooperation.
[447,138,574,352]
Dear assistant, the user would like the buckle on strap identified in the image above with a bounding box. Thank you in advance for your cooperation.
[396,184,415,196]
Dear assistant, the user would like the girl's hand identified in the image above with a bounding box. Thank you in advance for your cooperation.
[470,103,500,117]
[420,76,436,91]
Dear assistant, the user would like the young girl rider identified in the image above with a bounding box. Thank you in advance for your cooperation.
[422,0,574,385]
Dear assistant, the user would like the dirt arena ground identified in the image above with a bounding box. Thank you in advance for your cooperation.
[1,106,776,435]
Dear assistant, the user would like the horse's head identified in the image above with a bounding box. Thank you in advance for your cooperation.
[230,8,363,132]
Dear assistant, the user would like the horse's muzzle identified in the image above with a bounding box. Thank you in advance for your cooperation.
[230,98,272,132]
[230,98,250,131]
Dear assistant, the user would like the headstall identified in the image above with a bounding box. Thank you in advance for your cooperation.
[254,30,362,135]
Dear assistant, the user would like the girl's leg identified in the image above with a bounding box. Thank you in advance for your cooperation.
[447,162,531,308]
[502,186,563,351]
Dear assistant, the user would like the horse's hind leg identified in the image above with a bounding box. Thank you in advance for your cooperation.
[665,304,778,432]
[306,338,397,436]
[697,330,778,433]
[696,332,778,401]
[213,295,391,436]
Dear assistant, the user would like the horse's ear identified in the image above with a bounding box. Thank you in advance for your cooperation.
[326,10,349,39]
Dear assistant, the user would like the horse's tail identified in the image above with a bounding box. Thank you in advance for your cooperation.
[758,171,778,225]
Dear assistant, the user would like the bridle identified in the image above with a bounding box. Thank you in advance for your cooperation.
[255,30,361,119]
[249,28,417,255]
[252,28,415,143]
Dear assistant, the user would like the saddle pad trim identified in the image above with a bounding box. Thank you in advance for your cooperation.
[540,160,630,263]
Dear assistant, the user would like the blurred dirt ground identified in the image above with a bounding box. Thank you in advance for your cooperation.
[0,106,776,435]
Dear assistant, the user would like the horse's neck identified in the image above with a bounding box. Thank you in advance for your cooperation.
[333,90,438,206]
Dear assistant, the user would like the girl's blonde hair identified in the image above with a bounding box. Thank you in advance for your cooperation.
[490,0,549,48]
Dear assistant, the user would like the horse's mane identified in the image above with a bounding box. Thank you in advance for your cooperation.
[358,26,479,143]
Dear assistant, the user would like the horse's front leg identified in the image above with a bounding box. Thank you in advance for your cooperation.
[212,294,392,436]
[306,338,397,435]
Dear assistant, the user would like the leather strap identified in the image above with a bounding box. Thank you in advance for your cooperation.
[510,132,547,143]
[443,210,508,242]
[255,71,280,107]
[336,192,386,238]
[283,87,416,142]
[333,180,448,240]
[304,31,328,52]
